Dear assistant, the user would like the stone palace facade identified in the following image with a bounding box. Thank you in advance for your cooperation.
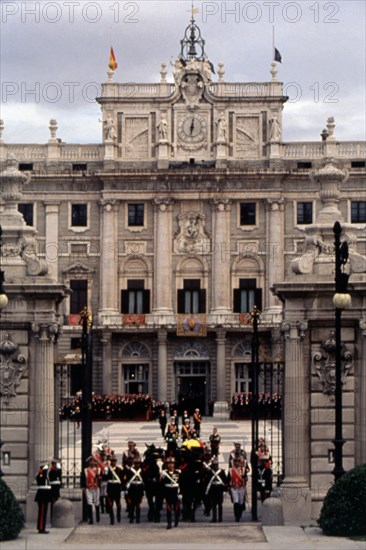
[0,18,365,521]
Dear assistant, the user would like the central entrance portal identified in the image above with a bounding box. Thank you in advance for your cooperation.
[175,360,210,416]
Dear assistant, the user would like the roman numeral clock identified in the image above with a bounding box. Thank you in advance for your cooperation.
[178,112,207,144]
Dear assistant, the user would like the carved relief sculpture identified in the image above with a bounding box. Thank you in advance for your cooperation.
[235,117,259,158]
[0,333,26,401]
[174,211,210,254]
[312,330,353,400]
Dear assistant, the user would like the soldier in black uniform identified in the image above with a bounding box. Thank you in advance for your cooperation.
[258,455,273,503]
[35,462,53,534]
[205,458,227,523]
[209,427,221,457]
[104,455,124,524]
[124,457,144,523]
[160,457,181,529]
[48,458,62,521]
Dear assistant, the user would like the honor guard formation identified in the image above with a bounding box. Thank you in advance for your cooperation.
[35,411,273,532]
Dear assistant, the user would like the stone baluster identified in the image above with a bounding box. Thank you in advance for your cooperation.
[211,199,231,313]
[153,198,174,314]
[157,330,168,401]
[280,321,311,522]
[44,202,60,281]
[265,198,284,311]
[216,328,227,401]
[99,199,118,316]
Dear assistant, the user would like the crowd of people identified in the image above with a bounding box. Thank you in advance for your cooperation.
[59,394,217,423]
[231,392,282,420]
[36,410,273,533]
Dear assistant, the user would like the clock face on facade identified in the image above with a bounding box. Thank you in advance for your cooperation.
[178,113,207,143]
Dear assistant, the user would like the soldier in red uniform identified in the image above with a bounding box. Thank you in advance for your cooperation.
[80,456,102,524]
[228,456,247,522]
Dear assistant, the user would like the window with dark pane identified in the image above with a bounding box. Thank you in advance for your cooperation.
[240,203,256,225]
[128,204,144,226]
[121,280,150,313]
[297,202,313,224]
[70,279,87,314]
[351,201,366,223]
[18,203,34,226]
[71,204,87,227]
[233,279,262,312]
[177,279,206,314]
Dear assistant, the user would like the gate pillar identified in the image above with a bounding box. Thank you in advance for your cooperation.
[280,320,311,523]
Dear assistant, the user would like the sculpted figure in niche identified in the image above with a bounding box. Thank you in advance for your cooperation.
[104,117,117,140]
[157,118,168,141]
[269,116,281,142]
[216,114,227,142]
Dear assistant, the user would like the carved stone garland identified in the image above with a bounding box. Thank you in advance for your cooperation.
[312,330,353,400]
[0,333,26,401]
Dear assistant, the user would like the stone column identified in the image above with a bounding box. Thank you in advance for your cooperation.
[99,199,118,314]
[100,332,112,394]
[44,201,60,281]
[153,198,174,314]
[280,321,311,523]
[211,199,231,313]
[32,323,58,466]
[157,330,168,402]
[265,198,284,312]
[357,320,366,464]
[216,328,226,401]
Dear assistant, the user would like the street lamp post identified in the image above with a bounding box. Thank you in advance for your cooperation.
[250,305,260,521]
[332,221,351,482]
[80,306,93,521]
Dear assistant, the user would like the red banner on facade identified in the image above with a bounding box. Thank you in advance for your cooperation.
[123,314,145,326]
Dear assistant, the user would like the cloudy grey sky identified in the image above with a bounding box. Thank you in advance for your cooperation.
[1,0,365,144]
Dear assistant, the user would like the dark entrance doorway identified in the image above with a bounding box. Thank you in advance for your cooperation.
[175,360,209,416]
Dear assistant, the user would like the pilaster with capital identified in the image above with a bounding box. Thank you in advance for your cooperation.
[31,323,59,470]
[100,199,119,313]
[211,199,231,313]
[265,198,284,310]
[153,198,174,314]
[216,328,227,401]
[157,330,168,402]
[280,320,312,522]
[44,202,60,281]
[356,320,366,464]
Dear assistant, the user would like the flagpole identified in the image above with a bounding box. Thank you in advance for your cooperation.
[272,25,275,61]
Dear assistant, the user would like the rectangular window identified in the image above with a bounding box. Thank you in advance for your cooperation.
[240,203,256,225]
[123,364,149,394]
[121,280,150,313]
[70,279,87,314]
[351,201,366,223]
[71,204,87,227]
[177,279,206,314]
[18,203,34,226]
[128,204,144,226]
[297,202,313,224]
[233,279,262,312]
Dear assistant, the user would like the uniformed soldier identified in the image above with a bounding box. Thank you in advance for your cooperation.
[160,457,181,529]
[228,456,247,522]
[35,462,52,533]
[258,455,273,503]
[228,441,247,468]
[209,427,221,457]
[80,456,102,524]
[205,458,227,523]
[124,457,144,523]
[122,441,141,468]
[193,408,202,438]
[48,458,62,521]
[104,455,124,525]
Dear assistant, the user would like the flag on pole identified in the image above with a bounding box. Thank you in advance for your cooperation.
[274,47,282,63]
[108,47,118,71]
